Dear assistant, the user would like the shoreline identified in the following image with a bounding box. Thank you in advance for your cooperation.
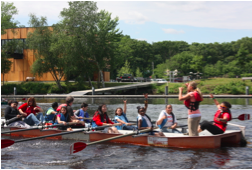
[1,94,252,99]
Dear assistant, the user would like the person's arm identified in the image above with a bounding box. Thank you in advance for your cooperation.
[73,110,80,118]
[210,94,220,108]
[171,115,178,129]
[156,112,166,125]
[123,100,127,114]
[57,115,66,125]
[34,106,43,112]
[178,87,191,101]
[215,113,229,123]
[93,114,106,126]
[115,118,127,125]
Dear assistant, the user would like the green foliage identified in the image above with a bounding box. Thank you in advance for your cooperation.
[1,2,19,34]
[135,67,143,77]
[241,73,252,77]
[117,60,133,77]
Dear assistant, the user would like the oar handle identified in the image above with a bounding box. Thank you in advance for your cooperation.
[1,122,83,134]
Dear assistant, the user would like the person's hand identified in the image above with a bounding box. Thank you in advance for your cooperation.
[123,100,127,104]
[126,123,131,126]
[162,115,168,120]
[185,83,189,87]
[179,87,184,91]
[143,93,148,99]
[63,122,67,125]
[210,94,214,98]
[34,107,39,111]
[17,115,22,118]
[171,125,176,129]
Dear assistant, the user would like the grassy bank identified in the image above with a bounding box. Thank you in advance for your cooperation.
[153,78,252,95]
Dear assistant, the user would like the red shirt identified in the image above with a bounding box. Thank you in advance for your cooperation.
[18,103,40,116]
[92,111,114,126]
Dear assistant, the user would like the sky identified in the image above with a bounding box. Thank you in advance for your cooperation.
[6,1,252,44]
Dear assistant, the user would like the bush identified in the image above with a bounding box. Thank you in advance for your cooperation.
[241,73,252,77]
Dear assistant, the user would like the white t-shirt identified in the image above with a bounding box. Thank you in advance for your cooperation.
[157,110,177,127]
[137,114,152,127]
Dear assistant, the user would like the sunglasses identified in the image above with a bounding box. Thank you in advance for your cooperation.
[220,105,227,109]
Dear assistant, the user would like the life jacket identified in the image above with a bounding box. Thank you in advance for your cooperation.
[91,111,110,128]
[56,104,67,112]
[45,107,56,122]
[75,109,90,123]
[137,114,152,129]
[54,113,68,125]
[213,109,232,131]
[157,112,175,129]
[114,112,129,130]
[184,91,202,111]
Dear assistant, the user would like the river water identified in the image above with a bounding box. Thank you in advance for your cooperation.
[1,98,252,169]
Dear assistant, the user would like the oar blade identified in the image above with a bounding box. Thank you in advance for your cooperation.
[70,142,87,154]
[238,114,250,121]
[1,139,15,149]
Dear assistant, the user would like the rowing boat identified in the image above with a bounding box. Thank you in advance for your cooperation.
[1,123,245,149]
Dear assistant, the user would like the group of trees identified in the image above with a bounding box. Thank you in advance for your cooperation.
[2,1,252,89]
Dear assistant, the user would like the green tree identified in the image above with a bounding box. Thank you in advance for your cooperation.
[235,44,251,72]
[190,55,205,73]
[1,2,19,34]
[58,1,121,88]
[26,14,65,89]
[1,39,23,85]
[117,60,132,77]
[135,67,143,77]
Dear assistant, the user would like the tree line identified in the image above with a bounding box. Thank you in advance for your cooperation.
[2,1,252,89]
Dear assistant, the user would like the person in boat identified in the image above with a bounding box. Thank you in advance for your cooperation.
[54,106,72,131]
[156,104,181,133]
[73,102,90,123]
[137,93,164,136]
[198,94,232,135]
[45,102,58,123]
[92,104,121,134]
[114,100,136,130]
[178,81,203,136]
[18,97,44,126]
[4,100,30,128]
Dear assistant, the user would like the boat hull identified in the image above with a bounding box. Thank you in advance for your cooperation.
[1,127,242,149]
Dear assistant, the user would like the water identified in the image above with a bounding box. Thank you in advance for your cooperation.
[1,98,252,169]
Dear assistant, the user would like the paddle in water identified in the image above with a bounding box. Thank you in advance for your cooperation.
[70,127,158,154]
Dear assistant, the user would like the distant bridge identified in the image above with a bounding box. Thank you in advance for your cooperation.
[68,82,160,95]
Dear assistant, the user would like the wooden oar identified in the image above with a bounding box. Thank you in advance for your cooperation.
[1,122,84,134]
[1,123,122,149]
[3,116,24,125]
[70,127,158,154]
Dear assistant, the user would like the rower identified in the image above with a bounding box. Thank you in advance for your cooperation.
[137,93,164,137]
[18,97,44,126]
[114,100,136,130]
[54,106,72,131]
[92,104,121,134]
[45,102,58,123]
[4,100,30,128]
[198,94,232,135]
[156,104,181,133]
[73,102,90,124]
